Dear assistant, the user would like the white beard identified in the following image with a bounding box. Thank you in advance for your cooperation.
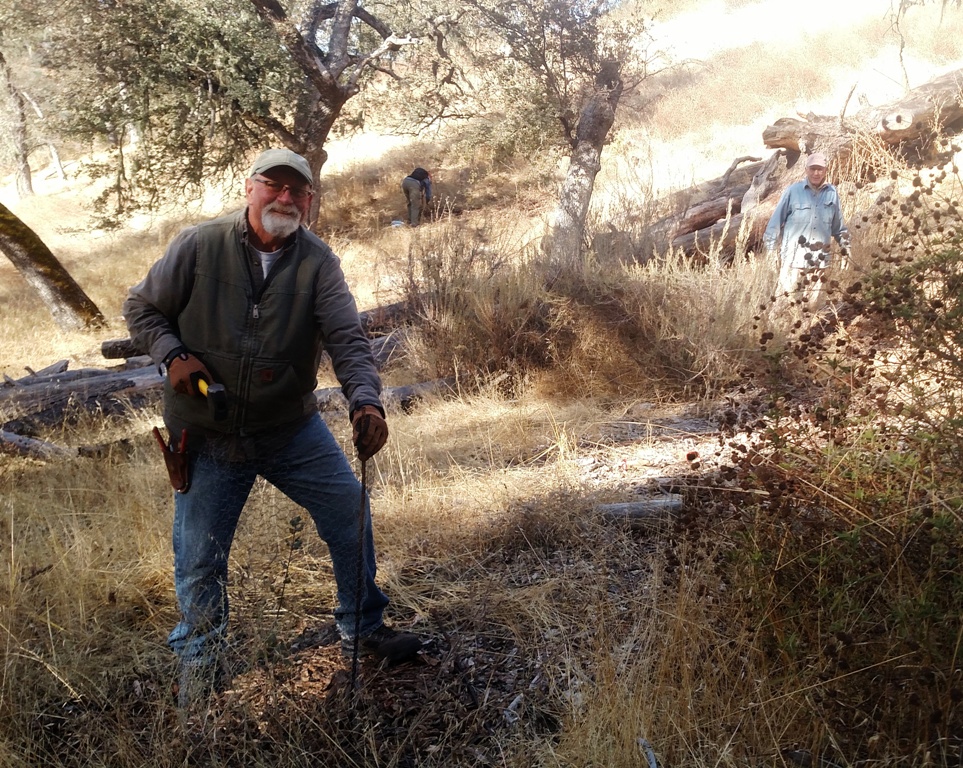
[260,203,302,240]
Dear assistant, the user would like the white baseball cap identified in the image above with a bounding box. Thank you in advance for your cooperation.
[806,152,828,168]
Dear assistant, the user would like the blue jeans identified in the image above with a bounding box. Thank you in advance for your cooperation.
[167,414,389,664]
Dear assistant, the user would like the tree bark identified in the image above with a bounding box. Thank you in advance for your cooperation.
[21,90,67,181]
[672,184,749,238]
[544,61,624,266]
[874,68,963,142]
[314,378,455,414]
[670,213,745,257]
[0,358,453,433]
[0,429,77,459]
[596,496,683,529]
[0,203,106,330]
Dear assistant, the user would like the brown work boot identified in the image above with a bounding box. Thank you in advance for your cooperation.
[341,623,423,662]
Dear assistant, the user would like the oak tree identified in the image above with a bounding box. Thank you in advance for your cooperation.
[39,0,418,226]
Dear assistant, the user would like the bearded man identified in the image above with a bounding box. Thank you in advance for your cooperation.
[123,148,419,718]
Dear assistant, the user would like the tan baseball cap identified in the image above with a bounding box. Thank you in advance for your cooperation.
[249,148,313,185]
[806,152,828,168]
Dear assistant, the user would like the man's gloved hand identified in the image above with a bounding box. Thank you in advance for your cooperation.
[167,352,213,396]
[352,405,388,461]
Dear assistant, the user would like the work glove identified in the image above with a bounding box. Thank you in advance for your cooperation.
[352,405,388,461]
[167,352,214,397]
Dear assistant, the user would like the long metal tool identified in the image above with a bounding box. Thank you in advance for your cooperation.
[350,457,368,689]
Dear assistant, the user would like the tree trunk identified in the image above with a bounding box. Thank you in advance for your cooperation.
[670,213,745,257]
[672,184,749,237]
[0,203,106,330]
[0,49,33,198]
[248,0,413,230]
[544,62,624,266]
[875,68,963,142]
[21,90,67,181]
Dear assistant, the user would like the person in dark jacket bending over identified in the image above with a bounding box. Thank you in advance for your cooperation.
[401,167,432,226]
[124,148,420,712]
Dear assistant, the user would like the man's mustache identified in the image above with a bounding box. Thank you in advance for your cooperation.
[265,202,301,217]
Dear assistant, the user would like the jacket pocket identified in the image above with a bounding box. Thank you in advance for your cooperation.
[244,360,308,428]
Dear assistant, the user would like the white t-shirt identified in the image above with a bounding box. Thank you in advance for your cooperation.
[256,248,283,279]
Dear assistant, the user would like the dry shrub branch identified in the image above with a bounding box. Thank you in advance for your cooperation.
[685,141,963,765]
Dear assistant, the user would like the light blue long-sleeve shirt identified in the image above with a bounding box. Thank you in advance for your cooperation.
[763,180,850,269]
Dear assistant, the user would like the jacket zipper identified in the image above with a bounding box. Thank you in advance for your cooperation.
[234,240,289,433]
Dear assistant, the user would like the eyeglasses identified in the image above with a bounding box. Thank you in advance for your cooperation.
[252,176,313,201]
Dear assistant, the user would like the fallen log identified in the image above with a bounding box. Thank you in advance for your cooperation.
[100,338,141,360]
[643,160,767,256]
[359,300,414,334]
[670,213,745,255]
[876,69,963,142]
[1,351,458,434]
[657,69,963,259]
[102,336,400,372]
[717,155,762,189]
[762,114,843,154]
[672,184,749,238]
[596,495,683,529]
[739,150,791,217]
[0,364,164,431]
[0,429,77,459]
[315,378,456,413]
[763,67,963,153]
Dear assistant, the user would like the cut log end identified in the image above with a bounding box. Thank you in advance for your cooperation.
[878,109,925,141]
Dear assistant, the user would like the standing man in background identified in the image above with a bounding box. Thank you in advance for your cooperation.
[401,167,433,226]
[764,152,850,308]
[123,148,420,718]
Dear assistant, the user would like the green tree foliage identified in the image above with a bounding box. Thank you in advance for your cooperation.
[448,0,659,263]
[372,0,659,162]
[29,0,415,225]
[462,0,656,141]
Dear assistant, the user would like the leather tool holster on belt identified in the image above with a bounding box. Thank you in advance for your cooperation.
[152,426,191,493]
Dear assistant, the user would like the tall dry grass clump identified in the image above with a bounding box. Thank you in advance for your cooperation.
[398,207,780,402]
